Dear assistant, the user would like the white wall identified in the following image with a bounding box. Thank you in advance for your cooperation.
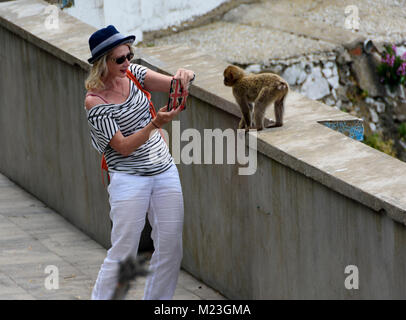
[65,0,228,42]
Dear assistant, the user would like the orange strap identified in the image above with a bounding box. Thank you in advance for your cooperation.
[126,69,166,141]
[101,155,109,186]
[101,70,166,186]
[126,69,156,116]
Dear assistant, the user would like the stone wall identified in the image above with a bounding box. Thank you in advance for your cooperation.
[244,41,406,161]
[245,51,350,117]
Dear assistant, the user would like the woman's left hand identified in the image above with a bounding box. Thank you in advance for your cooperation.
[174,68,195,93]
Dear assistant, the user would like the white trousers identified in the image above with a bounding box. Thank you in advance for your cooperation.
[91,164,184,300]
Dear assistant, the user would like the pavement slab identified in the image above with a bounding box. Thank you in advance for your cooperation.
[153,21,337,65]
[0,172,225,300]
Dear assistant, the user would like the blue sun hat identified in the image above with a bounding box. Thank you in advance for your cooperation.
[88,25,136,64]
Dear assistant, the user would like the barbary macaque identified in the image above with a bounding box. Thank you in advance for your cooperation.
[223,65,289,130]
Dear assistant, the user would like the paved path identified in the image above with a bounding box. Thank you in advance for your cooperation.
[149,0,406,65]
[0,172,225,300]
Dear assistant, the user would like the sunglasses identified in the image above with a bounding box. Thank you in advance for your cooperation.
[111,52,134,64]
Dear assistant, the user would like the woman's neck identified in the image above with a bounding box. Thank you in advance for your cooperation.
[103,75,123,90]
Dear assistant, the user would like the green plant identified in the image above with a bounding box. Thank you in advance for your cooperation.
[363,133,396,157]
[377,44,406,91]
[399,123,406,140]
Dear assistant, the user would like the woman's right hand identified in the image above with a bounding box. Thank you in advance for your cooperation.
[153,105,183,127]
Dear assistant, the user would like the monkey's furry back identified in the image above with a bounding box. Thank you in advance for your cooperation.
[232,73,288,101]
[223,65,288,130]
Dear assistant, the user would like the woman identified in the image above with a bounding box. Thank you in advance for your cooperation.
[84,25,195,300]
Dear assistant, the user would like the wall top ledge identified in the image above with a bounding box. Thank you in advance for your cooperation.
[2,0,406,226]
[138,46,406,226]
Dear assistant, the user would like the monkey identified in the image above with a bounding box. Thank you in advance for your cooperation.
[223,65,289,131]
[110,254,149,300]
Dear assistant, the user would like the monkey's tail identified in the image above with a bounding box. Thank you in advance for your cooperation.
[277,79,290,93]
[277,82,288,91]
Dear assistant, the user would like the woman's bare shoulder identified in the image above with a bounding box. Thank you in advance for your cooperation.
[85,92,107,111]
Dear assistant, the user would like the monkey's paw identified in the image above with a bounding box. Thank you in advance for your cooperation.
[238,118,249,130]
[265,122,283,129]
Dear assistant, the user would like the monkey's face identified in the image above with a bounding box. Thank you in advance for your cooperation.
[223,66,236,87]
[223,65,245,87]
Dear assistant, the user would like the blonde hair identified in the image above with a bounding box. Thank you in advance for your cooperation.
[85,44,135,91]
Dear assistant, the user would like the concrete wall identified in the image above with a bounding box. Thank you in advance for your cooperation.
[0,21,153,250]
[0,25,112,248]
[2,0,406,299]
[150,86,406,299]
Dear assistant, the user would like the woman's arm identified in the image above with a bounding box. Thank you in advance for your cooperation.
[86,94,182,157]
[144,69,172,92]
[109,66,195,156]
[109,105,182,156]
[144,68,195,93]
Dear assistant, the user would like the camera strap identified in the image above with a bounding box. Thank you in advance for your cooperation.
[100,70,167,186]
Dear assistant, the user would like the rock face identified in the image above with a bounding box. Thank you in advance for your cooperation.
[282,64,303,85]
[245,64,262,74]
[253,54,350,109]
[369,107,379,123]
[347,42,385,98]
[328,76,339,89]
[300,67,331,100]
[226,36,406,163]
[247,57,342,103]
